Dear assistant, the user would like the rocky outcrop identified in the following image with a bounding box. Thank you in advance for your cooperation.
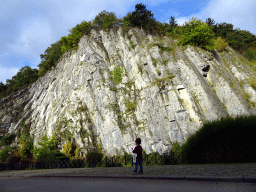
[1,27,256,158]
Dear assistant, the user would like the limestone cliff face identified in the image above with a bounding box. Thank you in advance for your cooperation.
[1,27,256,158]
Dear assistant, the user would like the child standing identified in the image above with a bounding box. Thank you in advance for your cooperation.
[131,138,143,174]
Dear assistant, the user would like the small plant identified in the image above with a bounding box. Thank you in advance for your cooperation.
[248,77,256,91]
[151,74,176,87]
[125,101,136,113]
[208,80,214,87]
[80,128,88,141]
[243,92,256,108]
[126,80,134,89]
[148,42,173,53]
[130,40,137,49]
[156,69,161,75]
[110,67,123,85]
[162,60,169,66]
[137,64,143,74]
[148,42,155,50]
[77,105,88,113]
[152,58,157,67]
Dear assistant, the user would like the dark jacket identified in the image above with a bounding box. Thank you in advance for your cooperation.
[132,144,143,159]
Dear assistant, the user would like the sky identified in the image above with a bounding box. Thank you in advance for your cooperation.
[0,0,255,85]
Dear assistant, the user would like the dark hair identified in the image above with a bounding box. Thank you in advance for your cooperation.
[135,138,141,144]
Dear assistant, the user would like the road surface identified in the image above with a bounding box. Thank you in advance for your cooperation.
[0,177,255,192]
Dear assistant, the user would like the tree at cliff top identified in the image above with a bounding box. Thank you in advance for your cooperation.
[0,82,7,94]
[37,21,92,78]
[204,18,256,58]
[2,66,39,95]
[175,17,216,52]
[92,10,122,29]
[59,21,91,53]
[122,3,157,33]
[38,40,63,77]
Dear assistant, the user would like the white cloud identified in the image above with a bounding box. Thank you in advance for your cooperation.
[0,64,20,84]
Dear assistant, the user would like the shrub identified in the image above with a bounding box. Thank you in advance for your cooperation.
[176,17,215,52]
[214,36,229,52]
[180,115,256,164]
[0,134,16,146]
[6,155,21,170]
[0,162,7,170]
[70,158,84,168]
[74,147,81,159]
[86,151,103,167]
[0,147,12,162]
[19,157,36,170]
[32,135,59,162]
[61,141,72,157]
[225,30,247,54]
[170,141,183,164]
[19,132,33,158]
[244,47,256,61]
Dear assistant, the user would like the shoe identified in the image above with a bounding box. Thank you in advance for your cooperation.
[138,171,143,174]
[131,170,138,174]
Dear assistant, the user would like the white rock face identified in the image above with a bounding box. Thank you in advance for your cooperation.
[1,27,256,158]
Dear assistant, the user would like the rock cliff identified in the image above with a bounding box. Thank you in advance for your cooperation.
[1,27,256,158]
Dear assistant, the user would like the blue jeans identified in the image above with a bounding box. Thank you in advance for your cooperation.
[134,158,143,172]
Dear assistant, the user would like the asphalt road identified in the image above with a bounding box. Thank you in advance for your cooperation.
[0,177,255,192]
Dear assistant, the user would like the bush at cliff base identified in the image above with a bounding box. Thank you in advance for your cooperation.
[176,17,215,52]
[6,155,21,170]
[0,147,12,162]
[180,115,256,164]
[0,134,16,146]
[86,151,103,167]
